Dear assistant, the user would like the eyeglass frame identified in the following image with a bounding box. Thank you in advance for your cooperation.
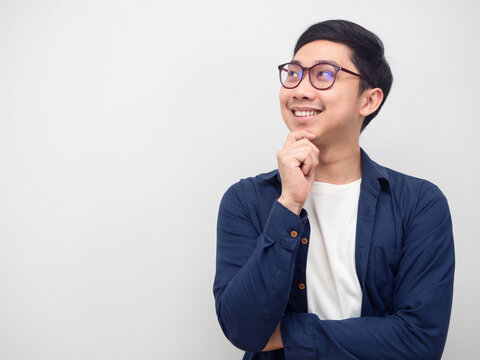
[277,62,366,90]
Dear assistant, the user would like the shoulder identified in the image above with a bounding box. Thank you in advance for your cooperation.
[220,169,281,213]
[224,169,280,195]
[382,165,446,203]
[377,164,450,229]
[361,148,446,206]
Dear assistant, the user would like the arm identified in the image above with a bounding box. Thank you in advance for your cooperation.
[279,184,455,360]
[213,130,318,352]
[213,184,307,352]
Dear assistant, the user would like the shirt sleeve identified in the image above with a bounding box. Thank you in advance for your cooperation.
[280,183,455,360]
[213,183,307,352]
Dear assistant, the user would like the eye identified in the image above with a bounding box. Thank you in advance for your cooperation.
[287,69,301,78]
[317,71,334,81]
[280,64,304,87]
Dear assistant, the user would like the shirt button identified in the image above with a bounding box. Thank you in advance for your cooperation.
[290,230,298,238]
[301,237,308,245]
[299,283,306,290]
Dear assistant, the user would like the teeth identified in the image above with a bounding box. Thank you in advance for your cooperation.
[295,110,321,117]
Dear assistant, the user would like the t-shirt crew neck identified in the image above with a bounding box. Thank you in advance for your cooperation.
[310,177,362,193]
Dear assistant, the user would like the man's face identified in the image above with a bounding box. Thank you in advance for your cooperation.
[279,40,366,148]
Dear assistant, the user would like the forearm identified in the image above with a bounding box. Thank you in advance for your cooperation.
[214,195,307,352]
[216,239,294,351]
[281,306,452,360]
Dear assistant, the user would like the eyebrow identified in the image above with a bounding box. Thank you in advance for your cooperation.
[291,59,341,66]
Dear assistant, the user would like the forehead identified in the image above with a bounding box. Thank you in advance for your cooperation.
[293,40,355,69]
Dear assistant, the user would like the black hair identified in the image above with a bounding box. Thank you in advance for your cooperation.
[294,20,393,132]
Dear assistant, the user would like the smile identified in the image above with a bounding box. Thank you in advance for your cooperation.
[293,110,322,117]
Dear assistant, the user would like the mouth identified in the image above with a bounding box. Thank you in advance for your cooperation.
[290,107,323,123]
[292,109,322,117]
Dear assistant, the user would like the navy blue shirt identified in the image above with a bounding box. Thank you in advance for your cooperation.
[213,148,454,359]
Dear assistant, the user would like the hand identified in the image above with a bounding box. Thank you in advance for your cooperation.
[276,130,319,215]
[261,321,283,352]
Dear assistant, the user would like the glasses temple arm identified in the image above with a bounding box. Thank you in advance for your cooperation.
[340,67,364,79]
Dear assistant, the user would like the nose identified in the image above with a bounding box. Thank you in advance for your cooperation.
[291,71,316,100]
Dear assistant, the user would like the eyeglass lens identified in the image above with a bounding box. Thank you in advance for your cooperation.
[280,63,336,89]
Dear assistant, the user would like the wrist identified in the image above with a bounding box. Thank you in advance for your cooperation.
[278,195,303,215]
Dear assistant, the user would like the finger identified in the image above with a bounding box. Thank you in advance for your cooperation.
[284,144,316,162]
[281,148,309,169]
[302,146,320,176]
[288,144,319,172]
[287,142,319,165]
[306,166,315,182]
[301,162,310,176]
[287,148,314,176]
[284,130,316,147]
[288,138,314,150]
[281,143,318,174]
[301,151,316,176]
[307,140,320,159]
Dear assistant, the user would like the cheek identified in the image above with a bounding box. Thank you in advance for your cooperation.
[323,91,358,116]
[279,91,291,117]
[279,88,289,106]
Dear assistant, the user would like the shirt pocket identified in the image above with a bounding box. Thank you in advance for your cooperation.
[374,245,404,313]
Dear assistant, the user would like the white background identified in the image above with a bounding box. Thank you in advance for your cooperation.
[0,0,478,359]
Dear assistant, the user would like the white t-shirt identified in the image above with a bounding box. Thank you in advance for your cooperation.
[303,178,363,320]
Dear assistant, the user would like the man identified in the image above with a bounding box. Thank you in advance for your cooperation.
[213,20,454,359]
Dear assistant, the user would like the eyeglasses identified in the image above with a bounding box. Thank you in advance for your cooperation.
[278,62,364,90]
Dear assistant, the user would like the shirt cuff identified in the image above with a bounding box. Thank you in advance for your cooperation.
[281,313,317,360]
[263,200,307,252]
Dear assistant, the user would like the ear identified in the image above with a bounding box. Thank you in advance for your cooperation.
[359,88,384,117]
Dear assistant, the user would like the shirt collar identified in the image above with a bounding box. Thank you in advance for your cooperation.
[256,147,391,194]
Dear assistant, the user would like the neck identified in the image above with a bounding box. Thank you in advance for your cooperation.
[313,143,361,184]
